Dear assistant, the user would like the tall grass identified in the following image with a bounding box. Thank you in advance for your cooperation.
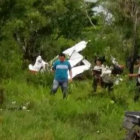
[0,74,140,140]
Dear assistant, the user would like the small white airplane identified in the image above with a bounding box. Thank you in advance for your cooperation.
[28,41,91,78]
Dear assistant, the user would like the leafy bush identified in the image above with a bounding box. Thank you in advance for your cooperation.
[26,71,53,88]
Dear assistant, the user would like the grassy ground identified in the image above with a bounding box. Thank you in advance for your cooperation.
[0,73,140,140]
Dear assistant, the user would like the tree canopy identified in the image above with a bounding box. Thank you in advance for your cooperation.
[0,0,140,78]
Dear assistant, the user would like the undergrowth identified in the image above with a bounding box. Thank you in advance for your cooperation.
[0,74,139,140]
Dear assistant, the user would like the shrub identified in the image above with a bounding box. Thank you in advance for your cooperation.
[26,71,53,88]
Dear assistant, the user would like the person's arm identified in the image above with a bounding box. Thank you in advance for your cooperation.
[128,73,139,77]
[52,61,56,72]
[68,62,72,82]
[134,64,140,69]
[69,70,72,82]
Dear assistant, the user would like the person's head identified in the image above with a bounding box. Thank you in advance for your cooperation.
[94,56,105,66]
[96,59,102,66]
[95,57,102,66]
[59,53,65,62]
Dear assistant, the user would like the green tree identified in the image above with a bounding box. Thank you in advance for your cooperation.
[104,0,140,72]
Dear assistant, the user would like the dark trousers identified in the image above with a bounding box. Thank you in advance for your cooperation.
[92,77,103,92]
[134,81,140,101]
[51,80,68,98]
[93,77,113,92]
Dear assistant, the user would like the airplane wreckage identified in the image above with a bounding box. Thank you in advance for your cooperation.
[29,41,91,79]
[28,41,124,85]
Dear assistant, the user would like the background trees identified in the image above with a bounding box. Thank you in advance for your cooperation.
[104,0,140,72]
[1,0,140,77]
[0,0,95,78]
[1,1,140,140]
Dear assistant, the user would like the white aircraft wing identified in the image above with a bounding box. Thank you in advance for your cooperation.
[68,65,89,79]
[68,52,83,67]
[68,59,91,79]
[29,64,38,71]
[63,41,88,56]
[82,59,91,68]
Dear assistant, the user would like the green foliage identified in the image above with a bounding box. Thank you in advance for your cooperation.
[1,1,140,140]
[1,78,139,140]
[0,39,22,79]
[26,72,53,88]
[104,0,140,56]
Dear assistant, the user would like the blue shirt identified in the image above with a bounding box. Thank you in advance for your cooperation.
[53,60,71,81]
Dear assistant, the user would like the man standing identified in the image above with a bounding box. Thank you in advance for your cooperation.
[92,57,104,92]
[51,53,72,99]
[129,57,140,101]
